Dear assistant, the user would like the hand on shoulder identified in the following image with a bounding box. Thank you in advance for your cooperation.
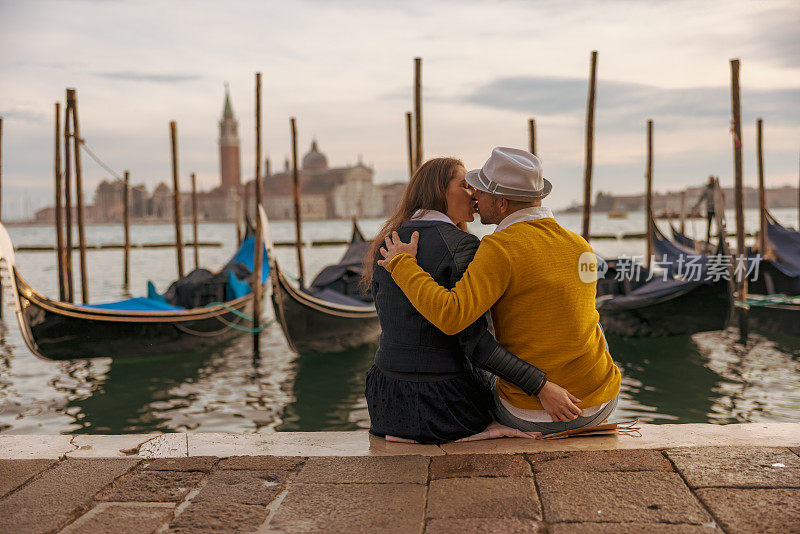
[377,231,419,270]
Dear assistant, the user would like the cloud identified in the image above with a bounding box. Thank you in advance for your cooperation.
[750,5,800,68]
[92,71,203,83]
[462,76,800,131]
[0,108,47,124]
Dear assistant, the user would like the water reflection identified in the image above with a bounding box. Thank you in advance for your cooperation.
[609,327,800,425]
[59,343,229,434]
[276,343,375,432]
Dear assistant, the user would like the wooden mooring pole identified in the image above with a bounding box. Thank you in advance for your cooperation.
[405,111,414,179]
[528,118,536,156]
[646,120,654,270]
[0,116,3,316]
[169,121,184,279]
[235,196,242,245]
[54,104,66,301]
[680,191,686,236]
[413,57,422,171]
[730,59,748,341]
[191,173,199,270]
[68,89,89,303]
[756,119,767,257]
[581,50,598,241]
[252,72,264,355]
[290,117,305,287]
[63,94,74,302]
[123,171,131,287]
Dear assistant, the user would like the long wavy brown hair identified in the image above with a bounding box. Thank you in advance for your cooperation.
[361,157,465,288]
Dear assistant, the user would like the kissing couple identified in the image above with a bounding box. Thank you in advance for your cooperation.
[362,147,621,443]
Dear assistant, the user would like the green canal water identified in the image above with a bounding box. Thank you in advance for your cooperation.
[1,210,798,434]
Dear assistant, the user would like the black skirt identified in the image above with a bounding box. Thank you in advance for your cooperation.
[365,365,493,444]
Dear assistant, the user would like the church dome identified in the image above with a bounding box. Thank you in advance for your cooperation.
[302,140,328,171]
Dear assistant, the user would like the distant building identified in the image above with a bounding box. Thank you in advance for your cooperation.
[219,84,241,192]
[31,87,409,225]
[257,140,385,221]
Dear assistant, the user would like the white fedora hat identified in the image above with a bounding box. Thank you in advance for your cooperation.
[465,147,552,201]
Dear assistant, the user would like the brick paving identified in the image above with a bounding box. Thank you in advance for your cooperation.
[0,447,799,533]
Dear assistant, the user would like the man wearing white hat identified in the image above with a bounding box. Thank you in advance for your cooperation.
[378,147,621,434]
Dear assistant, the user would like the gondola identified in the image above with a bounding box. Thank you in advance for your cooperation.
[595,220,733,337]
[0,220,268,361]
[265,210,380,354]
[668,212,800,296]
[659,214,800,338]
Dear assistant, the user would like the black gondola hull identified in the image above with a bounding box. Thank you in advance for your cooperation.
[271,265,380,354]
[597,279,732,337]
[741,302,800,338]
[15,273,256,361]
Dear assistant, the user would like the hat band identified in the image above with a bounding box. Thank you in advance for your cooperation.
[478,169,544,196]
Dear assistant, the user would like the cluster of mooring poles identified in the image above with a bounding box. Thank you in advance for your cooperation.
[570,51,797,343]
[43,77,269,355]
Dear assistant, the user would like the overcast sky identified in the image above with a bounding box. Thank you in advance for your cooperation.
[1,0,798,219]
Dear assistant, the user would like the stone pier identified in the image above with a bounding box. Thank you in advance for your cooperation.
[0,423,798,533]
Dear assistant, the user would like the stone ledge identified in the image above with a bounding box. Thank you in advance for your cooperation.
[0,423,797,459]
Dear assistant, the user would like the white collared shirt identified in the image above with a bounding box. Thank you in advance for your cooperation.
[410,209,455,226]
[494,206,555,233]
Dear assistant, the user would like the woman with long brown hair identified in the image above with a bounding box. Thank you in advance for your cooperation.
[362,157,551,443]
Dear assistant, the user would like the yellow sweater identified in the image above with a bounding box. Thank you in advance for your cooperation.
[387,217,620,410]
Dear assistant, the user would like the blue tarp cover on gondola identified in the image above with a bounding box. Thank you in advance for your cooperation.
[597,277,705,311]
[83,235,268,312]
[82,297,184,312]
[766,212,800,272]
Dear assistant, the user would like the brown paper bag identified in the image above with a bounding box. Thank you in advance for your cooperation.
[537,419,641,440]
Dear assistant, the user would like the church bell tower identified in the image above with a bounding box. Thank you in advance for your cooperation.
[219,84,241,190]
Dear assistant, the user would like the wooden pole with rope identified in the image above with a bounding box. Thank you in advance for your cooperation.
[169,121,184,279]
[581,51,598,241]
[191,173,199,270]
[528,118,536,156]
[68,89,89,303]
[252,72,264,355]
[756,118,767,257]
[63,94,74,302]
[645,120,654,270]
[123,171,131,287]
[405,111,414,179]
[290,117,305,287]
[53,104,66,301]
[413,57,422,171]
[730,59,748,341]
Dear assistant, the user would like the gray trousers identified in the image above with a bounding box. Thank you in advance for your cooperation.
[492,391,619,435]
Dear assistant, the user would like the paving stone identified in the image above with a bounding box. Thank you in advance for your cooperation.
[96,470,204,502]
[169,501,268,533]
[193,469,284,505]
[139,456,218,472]
[791,447,800,459]
[427,477,541,519]
[294,455,428,484]
[426,518,544,533]
[665,446,800,488]
[537,471,711,524]
[529,449,673,473]
[0,459,57,498]
[270,483,425,532]
[548,524,720,533]
[61,502,175,534]
[696,488,800,534]
[217,455,305,471]
[0,458,137,534]
[430,454,532,479]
